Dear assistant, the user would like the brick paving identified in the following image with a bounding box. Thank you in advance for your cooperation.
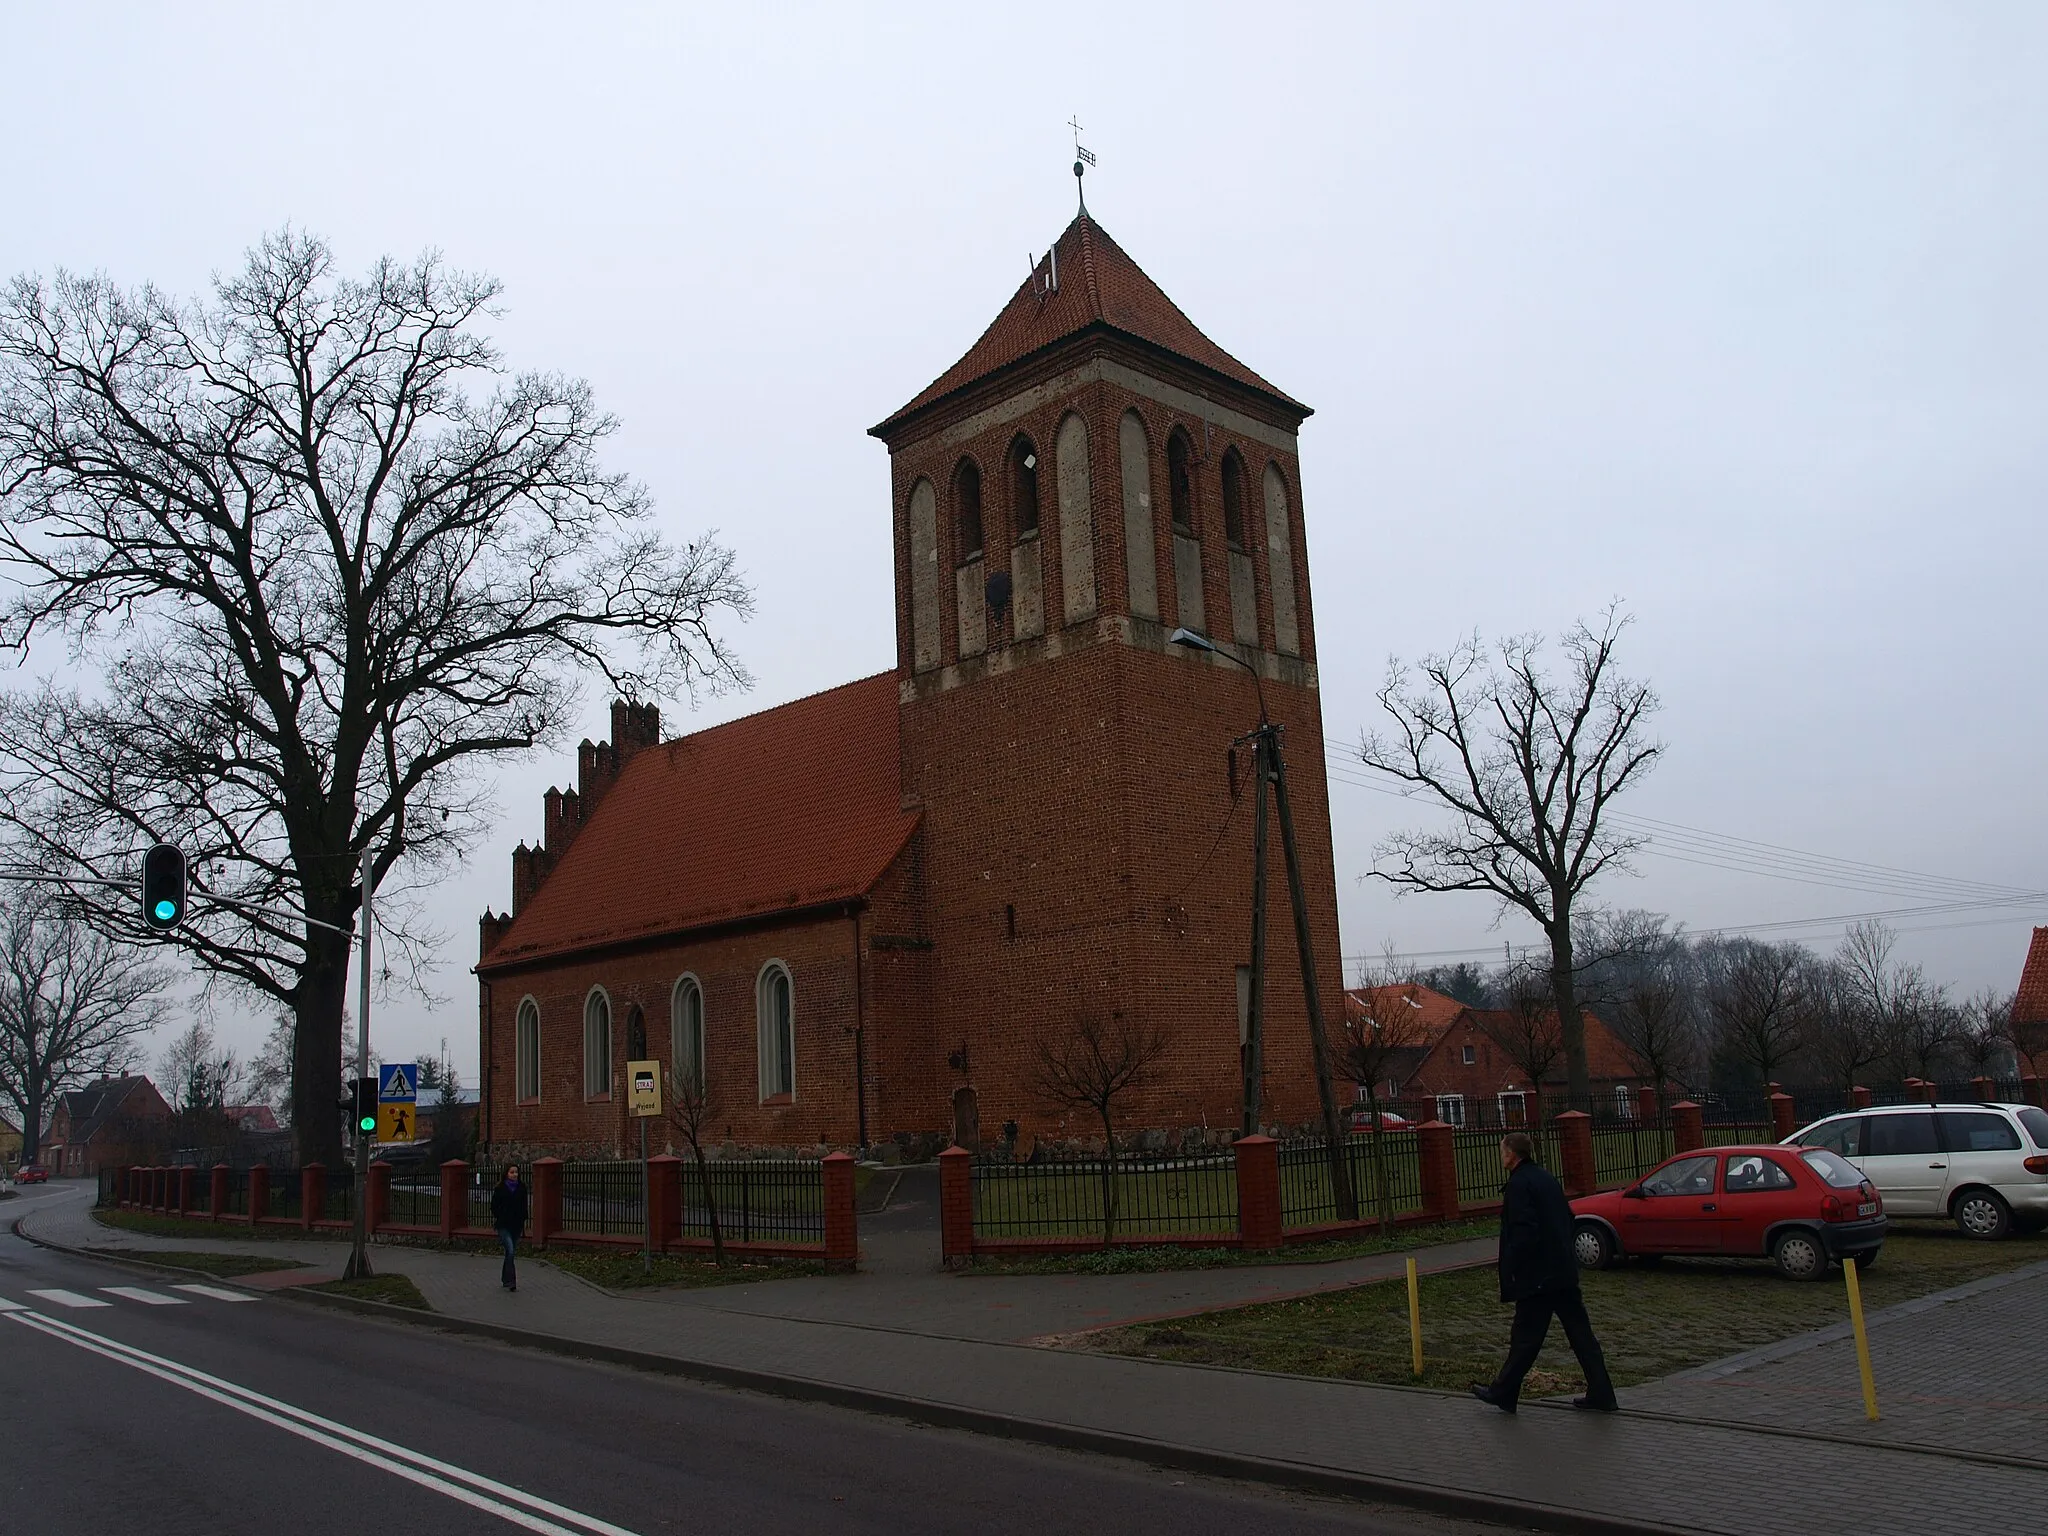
[1623,1259,2048,1464]
[20,1184,2048,1534]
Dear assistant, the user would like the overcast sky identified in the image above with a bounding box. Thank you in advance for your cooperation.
[5,3,2044,1079]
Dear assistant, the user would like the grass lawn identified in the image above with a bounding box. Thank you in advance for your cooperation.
[1071,1225,2048,1397]
[95,1210,326,1242]
[310,1274,431,1309]
[537,1248,827,1291]
[966,1220,1500,1276]
[89,1247,310,1279]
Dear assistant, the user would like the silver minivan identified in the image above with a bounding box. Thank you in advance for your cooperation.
[1786,1103,2048,1240]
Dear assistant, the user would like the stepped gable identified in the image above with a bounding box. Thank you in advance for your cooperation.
[874,213,1307,433]
[480,673,916,969]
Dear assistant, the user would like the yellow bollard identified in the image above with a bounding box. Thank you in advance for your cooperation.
[1407,1256,1423,1378]
[1842,1256,1879,1421]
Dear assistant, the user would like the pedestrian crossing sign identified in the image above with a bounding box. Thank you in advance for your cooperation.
[379,1063,418,1102]
[377,1101,418,1143]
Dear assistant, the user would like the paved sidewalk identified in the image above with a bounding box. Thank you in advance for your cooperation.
[20,1187,2048,1534]
[1624,1259,2048,1466]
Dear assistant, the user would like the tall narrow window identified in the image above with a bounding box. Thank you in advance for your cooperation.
[1219,447,1246,550]
[757,963,795,1100]
[955,459,983,562]
[625,1004,647,1063]
[1167,430,1194,535]
[1008,435,1039,537]
[582,989,612,1099]
[672,976,705,1091]
[515,999,541,1102]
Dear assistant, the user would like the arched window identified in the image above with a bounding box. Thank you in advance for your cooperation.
[515,998,541,1102]
[1167,429,1194,535]
[625,1004,647,1063]
[955,459,984,562]
[1008,435,1039,538]
[583,988,612,1099]
[757,962,795,1100]
[672,975,705,1091]
[1219,447,1246,550]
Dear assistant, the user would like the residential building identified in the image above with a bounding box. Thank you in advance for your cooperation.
[41,1076,173,1177]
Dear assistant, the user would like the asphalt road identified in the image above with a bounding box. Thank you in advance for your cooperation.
[0,1206,1510,1536]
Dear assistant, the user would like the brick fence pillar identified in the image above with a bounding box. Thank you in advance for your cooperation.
[1671,1101,1704,1154]
[1417,1121,1459,1221]
[301,1164,325,1230]
[153,1166,167,1212]
[939,1145,974,1265]
[647,1155,681,1251]
[177,1165,196,1216]
[247,1164,270,1223]
[1233,1134,1282,1251]
[440,1159,468,1240]
[1636,1084,1659,1124]
[821,1152,858,1272]
[1850,1085,1873,1110]
[122,1165,138,1208]
[209,1163,229,1219]
[1971,1075,1996,1104]
[366,1161,391,1234]
[1769,1093,1797,1142]
[532,1158,563,1247]
[1555,1110,1595,1197]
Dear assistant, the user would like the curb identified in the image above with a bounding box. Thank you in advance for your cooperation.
[256,1286,1691,1536]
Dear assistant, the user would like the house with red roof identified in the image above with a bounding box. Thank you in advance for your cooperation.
[1345,984,1648,1128]
[477,208,1343,1157]
[2010,927,2048,1078]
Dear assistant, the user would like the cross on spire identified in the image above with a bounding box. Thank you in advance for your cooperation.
[1068,115,1095,213]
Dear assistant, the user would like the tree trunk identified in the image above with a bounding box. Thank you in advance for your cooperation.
[1550,915,1589,1103]
[689,1140,723,1266]
[292,929,351,1168]
[1365,1084,1391,1236]
[21,1082,43,1163]
[1099,1110,1118,1249]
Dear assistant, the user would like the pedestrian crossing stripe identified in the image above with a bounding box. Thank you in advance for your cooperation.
[0,1295,25,1311]
[100,1286,187,1306]
[170,1283,256,1302]
[27,1289,111,1309]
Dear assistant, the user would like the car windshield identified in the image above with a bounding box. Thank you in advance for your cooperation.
[1801,1148,1866,1189]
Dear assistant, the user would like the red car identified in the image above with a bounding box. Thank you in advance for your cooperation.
[1570,1144,1885,1281]
[1348,1110,1413,1133]
[13,1164,49,1184]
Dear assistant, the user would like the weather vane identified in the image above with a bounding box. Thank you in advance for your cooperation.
[1069,114,1095,213]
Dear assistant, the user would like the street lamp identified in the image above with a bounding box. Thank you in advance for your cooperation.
[1168,627,1355,1219]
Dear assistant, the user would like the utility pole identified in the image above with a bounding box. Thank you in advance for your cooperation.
[342,848,375,1282]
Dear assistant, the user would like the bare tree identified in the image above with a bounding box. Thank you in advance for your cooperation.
[664,1066,723,1265]
[0,233,751,1164]
[242,1015,295,1118]
[1404,960,1499,1009]
[1959,989,2016,1080]
[159,1018,240,1113]
[1031,1014,1168,1246]
[1361,606,1661,1100]
[1475,971,1569,1128]
[1801,961,1888,1093]
[1608,966,1697,1111]
[1705,939,1807,1087]
[1331,965,1437,1233]
[0,891,174,1161]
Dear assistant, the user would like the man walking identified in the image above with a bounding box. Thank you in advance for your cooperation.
[490,1164,528,1293]
[1471,1131,1618,1414]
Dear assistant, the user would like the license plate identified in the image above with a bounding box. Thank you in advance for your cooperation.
[1859,1202,1877,1217]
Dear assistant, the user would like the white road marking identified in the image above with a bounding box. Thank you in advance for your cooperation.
[170,1283,257,1302]
[27,1289,111,1309]
[4,1310,642,1536]
[100,1286,188,1306]
[0,1296,24,1311]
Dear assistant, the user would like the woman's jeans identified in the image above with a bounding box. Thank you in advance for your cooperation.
[497,1226,518,1286]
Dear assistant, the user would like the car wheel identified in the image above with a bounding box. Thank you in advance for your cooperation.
[1573,1222,1616,1271]
[1953,1188,2013,1241]
[1772,1229,1829,1281]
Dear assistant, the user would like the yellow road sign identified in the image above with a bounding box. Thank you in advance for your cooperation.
[377,1101,419,1142]
[627,1059,662,1118]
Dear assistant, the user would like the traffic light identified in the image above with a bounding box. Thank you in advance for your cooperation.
[140,843,186,930]
[350,1077,378,1139]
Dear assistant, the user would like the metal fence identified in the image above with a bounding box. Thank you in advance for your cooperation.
[559,1160,644,1237]
[1278,1134,1424,1228]
[683,1159,825,1244]
[971,1150,1239,1240]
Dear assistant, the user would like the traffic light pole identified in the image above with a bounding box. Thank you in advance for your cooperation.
[343,847,376,1282]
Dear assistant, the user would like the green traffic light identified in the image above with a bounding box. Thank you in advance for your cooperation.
[358,1116,376,1133]
[153,899,178,922]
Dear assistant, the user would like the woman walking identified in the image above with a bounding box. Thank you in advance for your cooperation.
[490,1164,528,1292]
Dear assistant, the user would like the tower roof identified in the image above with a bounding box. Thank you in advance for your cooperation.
[874,213,1308,436]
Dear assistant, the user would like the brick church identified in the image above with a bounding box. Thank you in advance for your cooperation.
[476,209,1345,1158]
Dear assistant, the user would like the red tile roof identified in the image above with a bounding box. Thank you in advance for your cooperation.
[1345,983,1469,1043]
[875,213,1307,432]
[2014,927,2048,1023]
[481,674,918,969]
